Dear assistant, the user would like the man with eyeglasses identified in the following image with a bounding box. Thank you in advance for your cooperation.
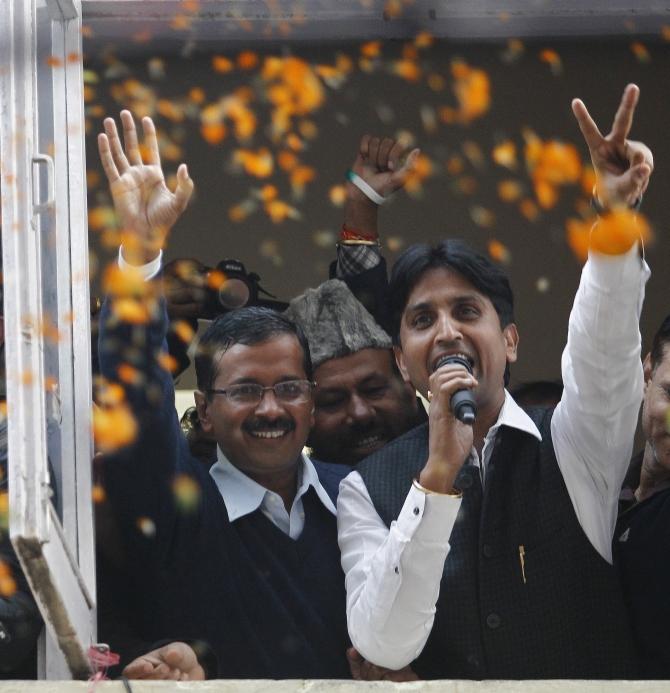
[95,110,351,680]
[96,111,419,682]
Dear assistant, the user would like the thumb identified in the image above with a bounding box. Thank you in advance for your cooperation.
[615,163,649,204]
[162,643,192,669]
[174,163,194,213]
[389,148,420,189]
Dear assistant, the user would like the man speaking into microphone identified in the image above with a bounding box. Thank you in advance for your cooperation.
[336,84,653,679]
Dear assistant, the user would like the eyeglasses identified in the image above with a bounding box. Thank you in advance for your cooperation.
[208,379,315,406]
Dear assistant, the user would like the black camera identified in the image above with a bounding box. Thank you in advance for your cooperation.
[201,259,287,319]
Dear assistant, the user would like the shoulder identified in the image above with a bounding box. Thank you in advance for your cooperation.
[619,486,670,527]
[312,458,352,483]
[357,422,429,476]
[311,458,352,501]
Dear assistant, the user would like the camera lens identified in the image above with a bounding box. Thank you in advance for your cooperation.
[217,277,250,310]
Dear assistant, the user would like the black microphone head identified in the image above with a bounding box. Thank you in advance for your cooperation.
[435,354,473,374]
[434,355,477,424]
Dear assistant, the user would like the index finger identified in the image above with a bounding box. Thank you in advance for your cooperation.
[571,98,604,152]
[97,133,120,185]
[610,83,640,143]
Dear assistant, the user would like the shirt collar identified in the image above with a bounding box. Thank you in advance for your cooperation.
[490,390,542,441]
[209,447,336,522]
[419,388,542,442]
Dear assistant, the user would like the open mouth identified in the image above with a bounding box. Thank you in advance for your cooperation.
[433,352,475,372]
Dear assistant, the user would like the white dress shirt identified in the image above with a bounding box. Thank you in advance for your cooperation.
[210,449,336,539]
[337,245,649,669]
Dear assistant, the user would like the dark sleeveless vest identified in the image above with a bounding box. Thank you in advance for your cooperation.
[357,407,637,679]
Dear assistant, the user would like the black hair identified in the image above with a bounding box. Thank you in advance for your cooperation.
[389,238,515,344]
[649,314,670,370]
[194,306,313,395]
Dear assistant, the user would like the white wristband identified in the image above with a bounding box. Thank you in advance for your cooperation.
[346,169,386,205]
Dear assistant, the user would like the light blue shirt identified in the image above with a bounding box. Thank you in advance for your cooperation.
[209,449,336,539]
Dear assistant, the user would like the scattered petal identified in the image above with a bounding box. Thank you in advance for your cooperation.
[237,51,259,70]
[212,55,234,73]
[265,199,301,223]
[536,276,550,293]
[92,485,107,504]
[498,179,523,202]
[501,38,525,64]
[200,123,227,145]
[539,48,562,75]
[172,474,201,513]
[93,403,138,453]
[172,320,196,344]
[136,517,156,538]
[471,206,496,228]
[312,229,336,248]
[233,148,274,178]
[488,239,511,264]
[631,42,651,63]
[360,41,382,58]
[329,184,347,207]
[386,236,404,252]
[492,140,517,169]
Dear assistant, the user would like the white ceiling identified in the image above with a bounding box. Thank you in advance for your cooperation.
[82,0,670,48]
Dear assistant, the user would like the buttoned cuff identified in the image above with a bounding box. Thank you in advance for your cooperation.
[118,246,163,280]
[394,482,461,545]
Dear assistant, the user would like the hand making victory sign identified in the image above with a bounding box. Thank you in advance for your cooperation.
[572,83,653,209]
[97,110,194,264]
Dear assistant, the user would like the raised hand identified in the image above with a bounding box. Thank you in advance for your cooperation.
[97,110,194,264]
[572,84,653,209]
[122,642,205,681]
[350,135,421,199]
[343,135,420,238]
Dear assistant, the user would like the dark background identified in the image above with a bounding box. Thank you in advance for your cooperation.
[84,37,670,391]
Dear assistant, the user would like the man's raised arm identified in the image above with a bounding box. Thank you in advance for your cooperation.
[553,83,653,562]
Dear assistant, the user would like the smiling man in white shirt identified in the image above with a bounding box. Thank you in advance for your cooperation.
[337,84,653,679]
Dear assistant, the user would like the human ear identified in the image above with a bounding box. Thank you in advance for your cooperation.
[194,391,213,433]
[393,344,412,384]
[643,352,653,388]
[503,323,519,364]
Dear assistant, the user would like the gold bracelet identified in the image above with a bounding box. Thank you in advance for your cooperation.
[412,478,462,498]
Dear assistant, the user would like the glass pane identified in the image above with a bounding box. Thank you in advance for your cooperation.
[1,0,95,677]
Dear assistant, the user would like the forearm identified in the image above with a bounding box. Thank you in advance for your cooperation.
[553,243,649,560]
[98,294,184,555]
[338,473,459,669]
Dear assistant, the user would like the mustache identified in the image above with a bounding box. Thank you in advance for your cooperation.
[243,418,295,433]
[346,420,380,436]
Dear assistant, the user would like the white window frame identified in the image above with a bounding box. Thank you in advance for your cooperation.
[0,0,95,679]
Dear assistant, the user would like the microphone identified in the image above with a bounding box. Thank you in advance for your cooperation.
[434,355,477,425]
